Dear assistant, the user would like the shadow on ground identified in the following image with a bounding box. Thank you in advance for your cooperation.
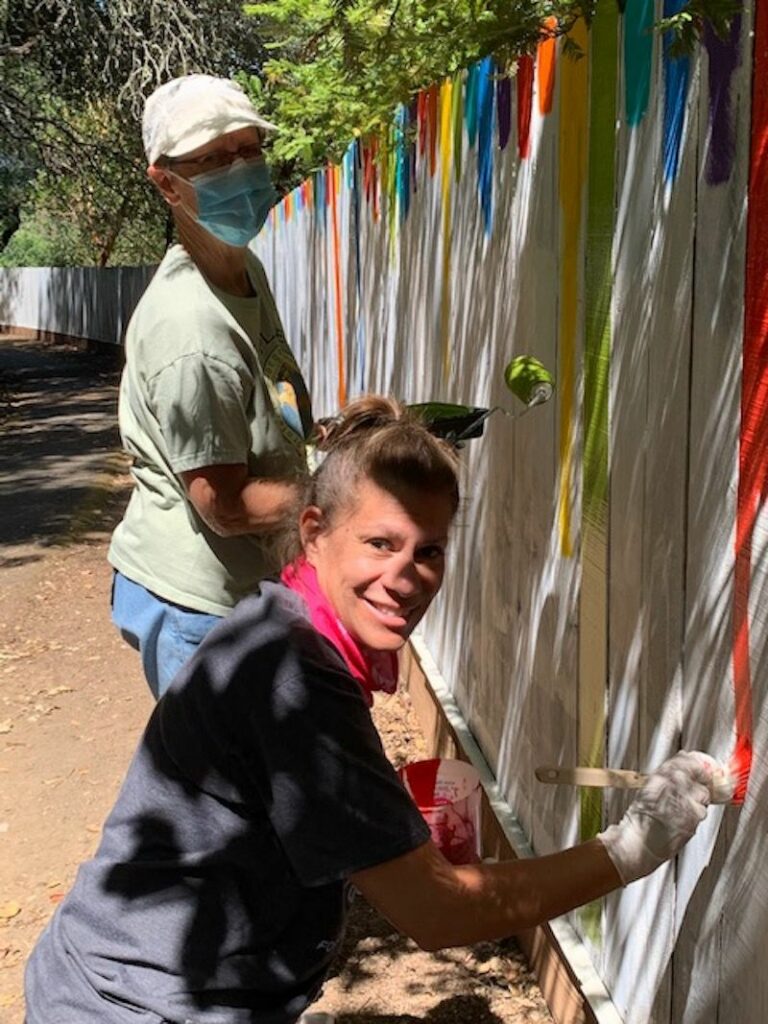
[0,335,130,552]
[318,894,527,1023]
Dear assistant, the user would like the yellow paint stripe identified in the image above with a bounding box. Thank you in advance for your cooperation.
[440,78,454,378]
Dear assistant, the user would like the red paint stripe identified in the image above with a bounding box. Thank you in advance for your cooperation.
[328,164,347,407]
[418,90,428,156]
[517,54,535,158]
[428,84,440,177]
[363,137,379,222]
[732,0,768,804]
[363,141,373,202]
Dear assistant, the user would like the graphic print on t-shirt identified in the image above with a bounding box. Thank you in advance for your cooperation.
[260,327,313,446]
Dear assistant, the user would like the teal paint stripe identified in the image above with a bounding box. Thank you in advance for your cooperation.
[624,0,654,125]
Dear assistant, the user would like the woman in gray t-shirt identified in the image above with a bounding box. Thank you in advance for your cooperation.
[26,397,721,1024]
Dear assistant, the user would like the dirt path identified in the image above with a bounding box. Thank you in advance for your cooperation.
[0,334,553,1024]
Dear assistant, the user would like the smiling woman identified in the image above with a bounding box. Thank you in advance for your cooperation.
[24,396,723,1024]
[292,396,459,655]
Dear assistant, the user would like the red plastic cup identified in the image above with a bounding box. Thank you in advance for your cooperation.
[398,758,482,864]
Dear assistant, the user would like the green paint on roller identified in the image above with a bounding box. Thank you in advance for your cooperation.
[407,402,490,441]
[408,356,555,446]
[504,355,555,407]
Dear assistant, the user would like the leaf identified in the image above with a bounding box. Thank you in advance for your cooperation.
[0,902,21,920]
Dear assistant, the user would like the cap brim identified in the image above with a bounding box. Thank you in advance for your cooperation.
[162,113,279,160]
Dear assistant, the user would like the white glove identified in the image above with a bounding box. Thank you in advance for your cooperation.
[597,751,722,885]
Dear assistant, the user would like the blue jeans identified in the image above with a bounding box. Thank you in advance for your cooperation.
[111,572,222,699]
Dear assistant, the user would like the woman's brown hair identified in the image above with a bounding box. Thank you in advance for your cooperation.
[282,395,461,562]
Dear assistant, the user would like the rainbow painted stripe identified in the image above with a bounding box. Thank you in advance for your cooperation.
[266,6,759,811]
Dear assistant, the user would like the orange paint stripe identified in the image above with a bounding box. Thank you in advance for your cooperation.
[538,17,558,115]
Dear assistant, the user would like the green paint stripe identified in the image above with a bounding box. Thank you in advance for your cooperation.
[580,1,618,854]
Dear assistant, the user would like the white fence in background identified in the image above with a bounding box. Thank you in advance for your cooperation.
[0,265,155,345]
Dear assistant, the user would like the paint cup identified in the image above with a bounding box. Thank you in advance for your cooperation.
[398,758,482,864]
[504,355,554,408]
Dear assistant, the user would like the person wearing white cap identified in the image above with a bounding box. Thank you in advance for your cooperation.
[108,75,313,699]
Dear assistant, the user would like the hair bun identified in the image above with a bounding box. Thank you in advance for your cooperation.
[313,396,404,452]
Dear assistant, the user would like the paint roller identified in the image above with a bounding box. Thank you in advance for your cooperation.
[408,355,555,445]
[534,760,742,805]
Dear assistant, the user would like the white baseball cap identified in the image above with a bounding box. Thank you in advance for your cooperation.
[142,74,278,165]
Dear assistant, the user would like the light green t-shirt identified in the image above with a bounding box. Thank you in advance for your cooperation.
[108,245,312,615]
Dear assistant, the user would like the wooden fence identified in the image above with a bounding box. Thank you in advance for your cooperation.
[255,8,768,1023]
[0,265,154,346]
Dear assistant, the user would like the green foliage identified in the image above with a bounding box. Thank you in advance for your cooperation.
[242,0,581,174]
[0,208,82,267]
[243,0,744,183]
[657,0,743,57]
[1,0,263,265]
[0,0,745,263]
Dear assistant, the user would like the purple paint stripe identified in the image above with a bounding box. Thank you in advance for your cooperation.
[704,15,742,186]
[497,74,512,150]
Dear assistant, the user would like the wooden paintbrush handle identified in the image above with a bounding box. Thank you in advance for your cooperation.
[535,765,647,789]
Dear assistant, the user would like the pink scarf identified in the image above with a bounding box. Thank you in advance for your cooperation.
[281,556,399,706]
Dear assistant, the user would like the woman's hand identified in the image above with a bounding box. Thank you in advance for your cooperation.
[596,750,722,885]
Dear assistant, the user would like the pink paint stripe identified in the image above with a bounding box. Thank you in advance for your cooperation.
[732,0,768,804]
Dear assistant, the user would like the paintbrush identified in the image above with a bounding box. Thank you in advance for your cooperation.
[535,759,741,805]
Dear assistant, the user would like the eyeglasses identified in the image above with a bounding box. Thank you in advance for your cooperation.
[166,141,264,175]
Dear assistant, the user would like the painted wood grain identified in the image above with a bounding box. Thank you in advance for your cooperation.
[600,9,672,1015]
[671,9,752,1023]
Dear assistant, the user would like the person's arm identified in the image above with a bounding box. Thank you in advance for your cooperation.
[181,464,302,536]
[351,750,719,952]
[351,836,619,952]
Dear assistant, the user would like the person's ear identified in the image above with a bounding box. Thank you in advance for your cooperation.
[148,164,183,207]
[299,506,324,565]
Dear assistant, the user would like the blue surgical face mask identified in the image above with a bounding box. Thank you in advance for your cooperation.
[188,158,277,247]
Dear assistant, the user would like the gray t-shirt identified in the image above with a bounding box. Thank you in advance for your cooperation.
[25,582,430,1024]
[109,245,312,616]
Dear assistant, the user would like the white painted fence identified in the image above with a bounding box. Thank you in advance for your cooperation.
[255,9,768,1024]
[0,265,155,346]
